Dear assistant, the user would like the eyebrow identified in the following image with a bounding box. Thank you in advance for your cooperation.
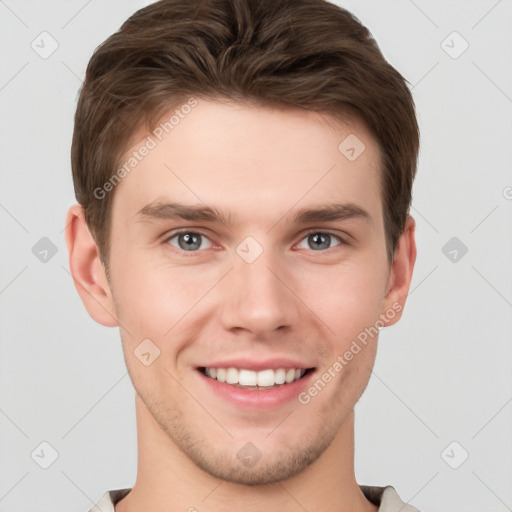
[135,201,372,227]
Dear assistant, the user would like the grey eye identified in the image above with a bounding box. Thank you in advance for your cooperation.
[167,232,213,251]
[297,232,342,251]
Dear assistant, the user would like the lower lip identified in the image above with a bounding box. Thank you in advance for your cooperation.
[197,369,316,409]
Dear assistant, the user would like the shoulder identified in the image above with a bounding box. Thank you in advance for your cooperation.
[360,485,422,512]
[88,488,131,512]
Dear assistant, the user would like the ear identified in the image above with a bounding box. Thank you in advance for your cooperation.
[64,204,119,327]
[381,215,417,327]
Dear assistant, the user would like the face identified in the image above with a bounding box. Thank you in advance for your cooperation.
[102,99,401,484]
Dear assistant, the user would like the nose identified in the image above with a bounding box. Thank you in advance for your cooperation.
[218,244,301,337]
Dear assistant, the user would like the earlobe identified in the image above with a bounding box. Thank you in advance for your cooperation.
[381,215,417,327]
[64,204,119,327]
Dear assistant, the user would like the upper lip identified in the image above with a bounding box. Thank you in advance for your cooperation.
[197,358,315,372]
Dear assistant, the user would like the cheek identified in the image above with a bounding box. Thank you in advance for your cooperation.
[301,260,387,341]
[109,249,184,329]
[109,251,220,367]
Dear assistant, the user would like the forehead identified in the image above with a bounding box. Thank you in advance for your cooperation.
[111,99,383,225]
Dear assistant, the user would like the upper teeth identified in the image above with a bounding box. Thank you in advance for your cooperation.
[204,367,305,387]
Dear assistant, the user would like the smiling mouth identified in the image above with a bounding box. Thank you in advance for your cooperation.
[198,366,315,390]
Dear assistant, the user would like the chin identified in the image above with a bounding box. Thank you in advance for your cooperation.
[189,445,326,485]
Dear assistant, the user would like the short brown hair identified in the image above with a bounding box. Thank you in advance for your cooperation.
[71,0,419,269]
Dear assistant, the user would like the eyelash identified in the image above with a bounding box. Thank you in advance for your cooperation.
[163,229,346,256]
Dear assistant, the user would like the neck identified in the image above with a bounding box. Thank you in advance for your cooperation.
[116,393,377,512]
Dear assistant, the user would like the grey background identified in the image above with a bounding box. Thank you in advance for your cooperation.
[1,1,511,511]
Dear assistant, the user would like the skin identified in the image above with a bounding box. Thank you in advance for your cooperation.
[65,99,416,512]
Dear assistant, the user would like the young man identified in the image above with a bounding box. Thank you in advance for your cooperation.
[65,0,420,510]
